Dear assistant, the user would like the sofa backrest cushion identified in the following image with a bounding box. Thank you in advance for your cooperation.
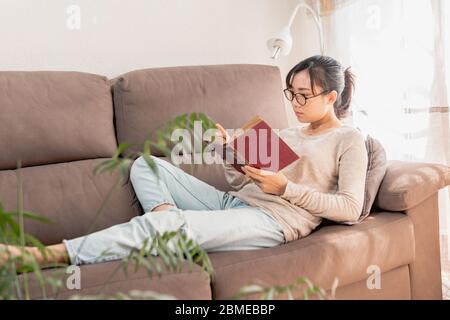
[0,71,117,170]
[360,135,388,218]
[112,64,289,158]
[339,134,387,226]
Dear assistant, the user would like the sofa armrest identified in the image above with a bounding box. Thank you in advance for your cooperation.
[375,160,450,212]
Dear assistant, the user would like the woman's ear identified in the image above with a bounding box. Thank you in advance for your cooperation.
[326,90,338,105]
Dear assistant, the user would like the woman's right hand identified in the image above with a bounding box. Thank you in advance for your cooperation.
[215,123,231,145]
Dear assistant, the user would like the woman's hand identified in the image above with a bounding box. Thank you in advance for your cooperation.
[242,166,288,196]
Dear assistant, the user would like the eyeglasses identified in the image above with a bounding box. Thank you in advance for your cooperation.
[283,88,329,106]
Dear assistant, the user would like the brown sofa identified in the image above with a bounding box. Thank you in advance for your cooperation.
[0,65,449,300]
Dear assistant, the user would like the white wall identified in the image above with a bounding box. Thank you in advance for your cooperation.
[0,0,324,126]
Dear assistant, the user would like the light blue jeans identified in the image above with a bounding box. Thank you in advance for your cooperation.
[63,155,285,266]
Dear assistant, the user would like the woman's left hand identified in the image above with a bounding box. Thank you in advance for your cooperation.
[242,166,288,196]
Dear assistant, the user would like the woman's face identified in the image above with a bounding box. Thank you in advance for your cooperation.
[288,70,337,123]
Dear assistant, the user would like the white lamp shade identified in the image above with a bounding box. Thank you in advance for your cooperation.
[266,26,293,58]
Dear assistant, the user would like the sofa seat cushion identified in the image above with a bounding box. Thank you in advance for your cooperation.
[0,158,141,245]
[208,211,415,299]
[19,258,212,300]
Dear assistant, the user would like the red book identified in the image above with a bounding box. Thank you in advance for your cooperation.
[217,116,300,174]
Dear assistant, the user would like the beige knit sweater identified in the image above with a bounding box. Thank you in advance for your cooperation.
[224,125,368,243]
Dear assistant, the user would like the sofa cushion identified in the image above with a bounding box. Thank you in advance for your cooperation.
[112,64,288,158]
[361,135,387,218]
[0,71,117,170]
[19,258,212,300]
[0,158,140,245]
[208,211,415,299]
[340,134,387,225]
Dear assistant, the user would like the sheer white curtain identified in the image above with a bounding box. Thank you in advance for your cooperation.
[318,0,450,298]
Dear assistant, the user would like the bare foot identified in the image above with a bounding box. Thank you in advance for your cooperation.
[0,244,13,266]
[0,243,69,270]
[0,244,30,268]
[152,203,176,212]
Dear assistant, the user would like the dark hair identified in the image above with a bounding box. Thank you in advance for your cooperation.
[285,55,356,119]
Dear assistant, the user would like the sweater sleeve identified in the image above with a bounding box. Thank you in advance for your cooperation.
[280,132,368,223]
[223,163,253,191]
